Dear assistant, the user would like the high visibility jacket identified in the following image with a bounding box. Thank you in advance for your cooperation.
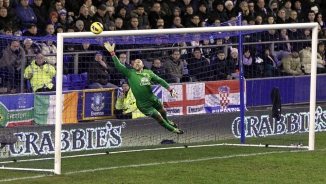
[24,60,56,92]
[115,89,146,119]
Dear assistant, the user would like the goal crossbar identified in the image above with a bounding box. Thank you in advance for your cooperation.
[56,22,319,175]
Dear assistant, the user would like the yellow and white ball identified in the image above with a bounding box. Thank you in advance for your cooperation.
[90,22,104,35]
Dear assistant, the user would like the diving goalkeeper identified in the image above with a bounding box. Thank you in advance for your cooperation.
[104,42,184,134]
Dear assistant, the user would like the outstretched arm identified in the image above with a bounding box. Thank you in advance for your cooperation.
[104,41,130,78]
[151,72,178,98]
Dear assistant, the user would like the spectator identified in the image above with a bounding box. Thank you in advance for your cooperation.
[239,1,250,21]
[293,0,305,23]
[30,0,48,29]
[171,16,184,28]
[76,5,92,31]
[300,43,326,74]
[197,3,210,23]
[211,1,228,23]
[266,14,276,24]
[275,8,287,24]
[151,58,168,82]
[282,0,292,19]
[22,23,41,36]
[148,2,168,29]
[164,49,185,83]
[130,4,149,29]
[0,7,19,32]
[114,17,126,30]
[87,51,118,89]
[114,6,130,26]
[115,81,146,119]
[74,20,85,32]
[15,0,37,29]
[225,1,235,20]
[315,13,326,30]
[182,5,194,27]
[3,0,21,31]
[226,47,239,78]
[128,17,139,30]
[186,14,200,28]
[57,9,72,31]
[247,1,256,18]
[83,0,97,17]
[43,23,55,36]
[267,0,278,19]
[48,11,59,29]
[40,37,57,66]
[306,10,315,23]
[117,0,134,17]
[106,6,115,22]
[280,48,304,76]
[23,53,56,92]
[262,47,282,77]
[155,0,171,17]
[0,40,25,93]
[242,47,255,78]
[92,4,111,30]
[317,41,326,73]
[255,0,268,19]
[110,52,131,86]
[105,21,116,31]
[188,47,211,81]
[48,0,63,14]
[23,38,41,65]
[212,50,228,80]
[288,10,300,23]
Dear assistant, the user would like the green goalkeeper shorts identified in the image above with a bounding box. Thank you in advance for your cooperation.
[136,95,163,118]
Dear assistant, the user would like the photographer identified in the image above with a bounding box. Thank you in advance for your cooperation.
[115,81,145,119]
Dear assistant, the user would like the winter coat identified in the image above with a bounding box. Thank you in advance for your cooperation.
[24,60,56,92]
[281,54,302,75]
[115,89,146,119]
[164,57,185,79]
[15,3,38,29]
[0,44,25,70]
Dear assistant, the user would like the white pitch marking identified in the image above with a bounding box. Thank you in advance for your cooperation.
[0,149,311,183]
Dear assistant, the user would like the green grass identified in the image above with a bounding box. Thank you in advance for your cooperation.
[1,132,326,184]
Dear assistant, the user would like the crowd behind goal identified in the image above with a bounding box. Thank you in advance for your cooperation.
[0,0,326,93]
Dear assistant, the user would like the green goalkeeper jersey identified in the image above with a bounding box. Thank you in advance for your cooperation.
[112,55,170,103]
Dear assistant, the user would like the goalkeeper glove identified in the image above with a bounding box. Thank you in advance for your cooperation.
[104,41,116,56]
[168,88,178,98]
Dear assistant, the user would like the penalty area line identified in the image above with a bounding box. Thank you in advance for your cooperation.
[0,149,311,183]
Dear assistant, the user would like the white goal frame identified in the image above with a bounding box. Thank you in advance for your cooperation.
[54,23,318,174]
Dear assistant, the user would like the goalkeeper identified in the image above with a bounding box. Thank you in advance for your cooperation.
[104,42,184,134]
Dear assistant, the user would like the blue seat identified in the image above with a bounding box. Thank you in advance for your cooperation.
[53,75,72,91]
[79,72,89,89]
[67,74,84,90]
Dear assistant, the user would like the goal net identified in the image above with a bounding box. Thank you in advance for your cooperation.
[0,21,319,175]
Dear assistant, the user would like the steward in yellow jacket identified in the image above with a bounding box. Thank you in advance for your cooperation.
[115,82,146,119]
[24,53,56,92]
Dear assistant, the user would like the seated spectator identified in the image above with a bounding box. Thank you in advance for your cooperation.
[226,48,239,78]
[150,58,168,81]
[130,4,150,29]
[171,16,184,28]
[76,5,92,31]
[92,4,111,30]
[30,0,48,29]
[22,24,41,36]
[188,47,211,81]
[24,53,56,92]
[43,23,55,36]
[87,51,118,89]
[0,40,26,93]
[40,37,57,66]
[242,47,255,78]
[115,81,146,119]
[48,11,59,29]
[212,50,228,80]
[83,0,97,17]
[300,43,326,74]
[0,7,19,32]
[74,20,85,32]
[15,0,38,29]
[164,49,185,83]
[262,47,282,77]
[280,47,304,76]
[23,38,41,65]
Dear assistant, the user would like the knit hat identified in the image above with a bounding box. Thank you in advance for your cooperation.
[231,48,238,54]
[225,0,233,7]
[76,20,84,26]
[23,38,32,45]
[58,9,67,16]
[95,51,103,56]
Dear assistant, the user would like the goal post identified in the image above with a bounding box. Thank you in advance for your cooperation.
[53,22,317,174]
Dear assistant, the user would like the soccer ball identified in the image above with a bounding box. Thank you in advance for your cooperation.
[90,22,103,35]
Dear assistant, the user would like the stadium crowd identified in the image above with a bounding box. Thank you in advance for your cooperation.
[0,0,326,93]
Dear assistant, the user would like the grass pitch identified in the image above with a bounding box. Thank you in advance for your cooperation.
[0,132,326,184]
